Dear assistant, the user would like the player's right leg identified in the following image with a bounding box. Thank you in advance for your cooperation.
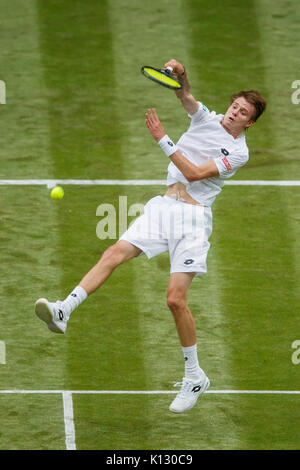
[34,241,141,334]
[79,240,142,295]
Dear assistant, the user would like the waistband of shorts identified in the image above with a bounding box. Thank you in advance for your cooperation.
[163,195,205,207]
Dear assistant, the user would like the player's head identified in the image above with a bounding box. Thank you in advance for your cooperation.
[231,90,267,123]
[222,90,267,135]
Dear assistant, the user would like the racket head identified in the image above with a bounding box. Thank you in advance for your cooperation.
[141,66,182,90]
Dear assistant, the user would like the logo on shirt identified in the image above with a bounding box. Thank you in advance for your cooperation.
[220,149,231,171]
[221,148,229,156]
[222,157,232,171]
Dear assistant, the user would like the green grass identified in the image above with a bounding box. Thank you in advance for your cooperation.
[0,395,65,450]
[0,0,300,450]
[74,394,300,450]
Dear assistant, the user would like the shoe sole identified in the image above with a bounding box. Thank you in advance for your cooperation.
[169,376,210,413]
[35,298,64,334]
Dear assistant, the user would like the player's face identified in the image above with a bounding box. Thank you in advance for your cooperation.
[222,97,255,134]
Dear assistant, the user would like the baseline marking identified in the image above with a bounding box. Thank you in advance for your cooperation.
[1,389,300,394]
[0,179,299,187]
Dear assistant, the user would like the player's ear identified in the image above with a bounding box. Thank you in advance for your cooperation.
[245,119,255,129]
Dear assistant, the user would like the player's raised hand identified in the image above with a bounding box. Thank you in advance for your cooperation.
[145,108,166,142]
[163,59,185,78]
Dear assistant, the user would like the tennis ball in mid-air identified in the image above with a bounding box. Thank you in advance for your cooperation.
[50,186,64,200]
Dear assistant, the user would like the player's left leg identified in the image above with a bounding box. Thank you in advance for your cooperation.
[167,272,210,413]
[167,272,197,347]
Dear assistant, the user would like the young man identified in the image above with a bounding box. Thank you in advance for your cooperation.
[35,59,266,413]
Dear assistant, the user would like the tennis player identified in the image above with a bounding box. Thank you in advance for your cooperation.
[35,59,266,413]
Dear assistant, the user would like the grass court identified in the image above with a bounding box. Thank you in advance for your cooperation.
[0,0,300,451]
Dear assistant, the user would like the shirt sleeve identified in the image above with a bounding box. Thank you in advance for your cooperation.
[214,151,249,179]
[188,101,210,123]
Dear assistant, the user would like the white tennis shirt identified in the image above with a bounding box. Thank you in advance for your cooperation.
[166,102,249,206]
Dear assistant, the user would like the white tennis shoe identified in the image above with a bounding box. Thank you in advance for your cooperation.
[35,298,67,334]
[169,374,210,413]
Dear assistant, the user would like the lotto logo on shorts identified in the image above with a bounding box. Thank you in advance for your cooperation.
[222,157,232,171]
[184,259,194,265]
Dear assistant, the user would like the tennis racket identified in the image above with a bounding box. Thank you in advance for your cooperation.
[141,65,182,90]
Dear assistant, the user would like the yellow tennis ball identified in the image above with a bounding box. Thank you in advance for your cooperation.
[51,186,64,200]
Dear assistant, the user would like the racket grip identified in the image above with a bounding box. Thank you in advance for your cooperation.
[166,66,173,73]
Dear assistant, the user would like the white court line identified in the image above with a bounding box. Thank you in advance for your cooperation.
[0,179,166,186]
[1,389,300,394]
[0,179,300,186]
[62,391,76,451]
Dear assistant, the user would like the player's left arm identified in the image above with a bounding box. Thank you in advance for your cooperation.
[145,108,219,182]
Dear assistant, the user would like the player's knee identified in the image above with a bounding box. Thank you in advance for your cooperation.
[167,291,186,312]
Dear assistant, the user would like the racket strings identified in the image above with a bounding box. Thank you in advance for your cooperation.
[141,66,182,90]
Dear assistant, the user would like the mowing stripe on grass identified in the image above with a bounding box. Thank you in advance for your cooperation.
[36,0,148,405]
[255,0,300,181]
[0,0,56,179]
[108,0,191,180]
[182,1,276,451]
[0,1,68,395]
[181,0,268,423]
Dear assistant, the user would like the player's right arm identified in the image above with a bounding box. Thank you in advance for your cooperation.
[164,59,199,116]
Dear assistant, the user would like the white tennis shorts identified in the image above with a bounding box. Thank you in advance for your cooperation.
[119,195,212,276]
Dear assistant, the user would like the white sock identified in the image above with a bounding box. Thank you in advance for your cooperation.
[182,344,203,381]
[61,285,88,319]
